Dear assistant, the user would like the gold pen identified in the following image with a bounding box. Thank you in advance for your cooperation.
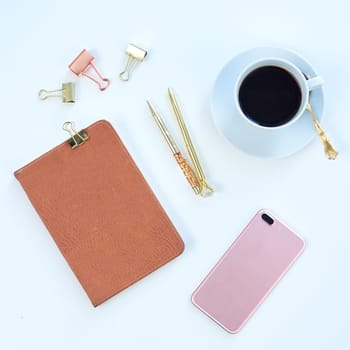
[146,100,200,194]
[168,88,214,195]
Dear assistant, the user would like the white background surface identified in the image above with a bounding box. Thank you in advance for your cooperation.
[1,1,350,349]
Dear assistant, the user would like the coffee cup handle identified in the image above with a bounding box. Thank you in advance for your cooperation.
[307,76,323,91]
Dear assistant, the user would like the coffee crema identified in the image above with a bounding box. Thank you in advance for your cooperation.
[238,66,302,127]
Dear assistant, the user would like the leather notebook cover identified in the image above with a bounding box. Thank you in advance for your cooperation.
[15,120,184,306]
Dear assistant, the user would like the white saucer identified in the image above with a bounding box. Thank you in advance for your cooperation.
[211,47,324,158]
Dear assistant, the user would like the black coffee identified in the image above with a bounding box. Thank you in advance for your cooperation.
[238,66,302,127]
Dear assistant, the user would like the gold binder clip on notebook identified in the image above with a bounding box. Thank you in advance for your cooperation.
[38,82,75,103]
[63,121,89,149]
[147,89,214,196]
[119,44,147,82]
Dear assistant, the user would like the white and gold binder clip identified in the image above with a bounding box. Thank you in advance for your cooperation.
[63,121,89,149]
[119,44,147,82]
[69,49,110,91]
[38,82,75,103]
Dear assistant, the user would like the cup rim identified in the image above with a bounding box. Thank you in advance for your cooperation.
[234,57,310,130]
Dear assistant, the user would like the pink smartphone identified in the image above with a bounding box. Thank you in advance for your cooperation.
[192,209,305,333]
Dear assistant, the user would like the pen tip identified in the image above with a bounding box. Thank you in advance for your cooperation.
[146,100,158,117]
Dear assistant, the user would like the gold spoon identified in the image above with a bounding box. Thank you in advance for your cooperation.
[306,102,338,160]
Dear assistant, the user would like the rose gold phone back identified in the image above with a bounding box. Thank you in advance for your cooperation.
[192,210,305,333]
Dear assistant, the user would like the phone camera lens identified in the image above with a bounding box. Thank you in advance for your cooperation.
[262,213,274,225]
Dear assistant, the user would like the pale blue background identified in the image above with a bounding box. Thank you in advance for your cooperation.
[0,1,349,349]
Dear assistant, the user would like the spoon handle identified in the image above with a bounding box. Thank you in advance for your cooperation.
[306,104,338,160]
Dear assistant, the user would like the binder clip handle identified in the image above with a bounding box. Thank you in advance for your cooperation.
[82,63,110,91]
[119,56,137,82]
[38,88,59,100]
[119,68,130,82]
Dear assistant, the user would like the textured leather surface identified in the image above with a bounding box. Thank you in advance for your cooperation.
[15,120,184,306]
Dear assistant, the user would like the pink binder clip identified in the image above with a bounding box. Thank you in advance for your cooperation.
[69,49,110,91]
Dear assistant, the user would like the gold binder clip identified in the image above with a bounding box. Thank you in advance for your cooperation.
[38,82,75,103]
[63,121,88,149]
[119,44,147,81]
[69,49,110,91]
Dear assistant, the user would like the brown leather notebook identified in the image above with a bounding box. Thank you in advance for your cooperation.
[15,120,184,306]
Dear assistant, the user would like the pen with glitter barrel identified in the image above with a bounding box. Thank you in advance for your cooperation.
[147,100,200,194]
[168,88,214,195]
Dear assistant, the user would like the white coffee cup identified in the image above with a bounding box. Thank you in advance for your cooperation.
[234,58,323,129]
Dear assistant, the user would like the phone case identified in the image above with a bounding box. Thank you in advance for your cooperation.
[191,209,305,333]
